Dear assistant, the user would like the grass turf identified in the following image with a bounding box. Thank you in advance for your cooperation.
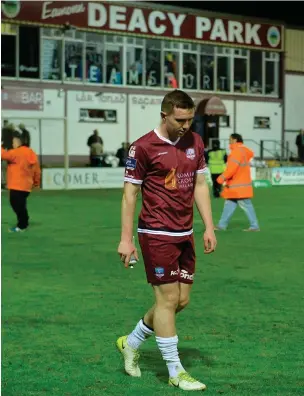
[1,187,304,395]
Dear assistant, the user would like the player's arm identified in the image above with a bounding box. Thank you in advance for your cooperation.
[121,182,141,243]
[118,144,147,267]
[194,173,216,254]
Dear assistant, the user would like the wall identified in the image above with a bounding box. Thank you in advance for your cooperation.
[2,89,65,157]
[285,29,304,73]
[67,91,127,154]
[235,101,282,157]
[284,73,304,156]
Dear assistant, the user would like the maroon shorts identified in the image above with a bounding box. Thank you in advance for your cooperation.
[138,232,196,285]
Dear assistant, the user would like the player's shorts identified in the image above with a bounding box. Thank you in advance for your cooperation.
[138,232,196,285]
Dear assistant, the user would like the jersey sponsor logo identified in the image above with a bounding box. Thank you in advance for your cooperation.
[155,267,165,279]
[186,148,195,160]
[165,168,178,190]
[126,157,137,170]
[170,270,179,276]
[129,146,136,158]
[180,269,194,280]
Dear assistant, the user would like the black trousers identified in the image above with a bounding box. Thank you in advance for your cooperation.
[211,173,221,198]
[9,190,30,229]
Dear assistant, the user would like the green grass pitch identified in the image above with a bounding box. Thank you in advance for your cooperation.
[1,187,304,395]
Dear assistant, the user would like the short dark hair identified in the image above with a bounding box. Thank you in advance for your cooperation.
[230,133,243,143]
[161,90,195,115]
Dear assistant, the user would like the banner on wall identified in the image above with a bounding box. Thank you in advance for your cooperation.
[1,87,44,111]
[42,167,125,190]
[1,1,284,50]
[272,167,304,186]
[43,167,257,190]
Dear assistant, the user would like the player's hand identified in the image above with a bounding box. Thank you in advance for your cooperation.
[118,240,139,269]
[203,228,217,254]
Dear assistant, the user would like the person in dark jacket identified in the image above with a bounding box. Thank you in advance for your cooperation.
[295,129,304,162]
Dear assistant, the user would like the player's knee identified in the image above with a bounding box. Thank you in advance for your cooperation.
[178,295,190,310]
[157,291,179,310]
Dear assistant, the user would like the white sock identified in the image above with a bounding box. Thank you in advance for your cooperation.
[156,335,185,378]
[127,319,154,350]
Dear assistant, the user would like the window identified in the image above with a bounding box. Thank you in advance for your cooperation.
[64,41,83,81]
[233,49,248,93]
[126,38,144,86]
[146,39,161,87]
[85,33,103,83]
[42,39,62,80]
[80,108,117,123]
[249,50,262,94]
[105,35,123,85]
[220,115,230,127]
[1,24,17,77]
[216,47,231,92]
[265,52,279,95]
[164,52,179,88]
[19,26,40,79]
[254,116,270,129]
[182,46,198,90]
[200,45,214,91]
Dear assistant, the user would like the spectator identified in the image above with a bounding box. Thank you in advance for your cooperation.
[205,139,227,198]
[295,129,304,162]
[19,123,31,147]
[116,142,129,167]
[87,129,103,166]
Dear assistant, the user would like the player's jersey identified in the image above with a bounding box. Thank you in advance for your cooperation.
[124,129,207,237]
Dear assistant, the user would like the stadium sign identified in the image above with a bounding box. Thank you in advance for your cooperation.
[272,168,304,186]
[2,1,284,51]
[42,167,125,190]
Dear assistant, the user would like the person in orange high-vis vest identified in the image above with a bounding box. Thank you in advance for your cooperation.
[1,131,41,232]
[215,133,259,231]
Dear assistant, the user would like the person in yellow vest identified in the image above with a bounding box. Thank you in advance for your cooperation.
[205,139,227,198]
[215,133,260,232]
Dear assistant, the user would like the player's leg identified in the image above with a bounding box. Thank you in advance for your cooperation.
[216,199,238,230]
[116,234,180,377]
[238,199,260,231]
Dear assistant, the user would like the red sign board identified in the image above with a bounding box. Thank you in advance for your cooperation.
[1,87,44,111]
[1,1,284,51]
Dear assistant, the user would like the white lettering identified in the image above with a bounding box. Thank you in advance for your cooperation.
[147,70,157,86]
[203,74,211,90]
[128,8,148,32]
[183,74,195,89]
[168,12,186,36]
[210,19,227,42]
[245,23,261,45]
[228,21,243,43]
[68,64,77,79]
[170,270,179,276]
[129,69,139,85]
[196,17,211,39]
[89,65,99,82]
[109,5,127,30]
[42,1,85,20]
[148,11,166,35]
[88,3,107,28]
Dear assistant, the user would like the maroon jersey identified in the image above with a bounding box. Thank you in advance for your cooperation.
[124,129,207,237]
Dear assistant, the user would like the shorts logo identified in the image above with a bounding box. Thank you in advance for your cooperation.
[180,270,194,280]
[186,148,195,160]
[126,157,137,170]
[170,270,179,276]
[155,267,165,279]
[129,146,136,158]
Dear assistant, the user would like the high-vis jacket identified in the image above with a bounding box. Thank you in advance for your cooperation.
[217,143,254,199]
[208,150,226,174]
[1,146,41,192]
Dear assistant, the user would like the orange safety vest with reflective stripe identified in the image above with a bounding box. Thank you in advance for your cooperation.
[217,143,254,199]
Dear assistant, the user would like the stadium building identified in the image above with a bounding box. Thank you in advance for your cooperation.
[1,1,304,166]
